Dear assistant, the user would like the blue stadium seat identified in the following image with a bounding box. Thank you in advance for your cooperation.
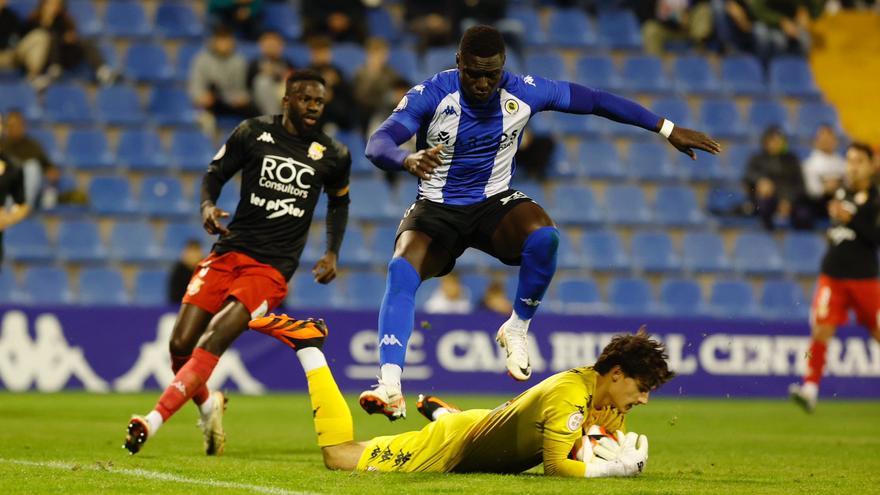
[109,220,163,264]
[597,10,642,50]
[69,0,101,37]
[748,100,790,134]
[141,176,189,218]
[155,2,203,39]
[29,128,61,164]
[78,268,129,305]
[344,272,386,309]
[512,181,545,206]
[169,129,214,171]
[659,279,703,316]
[337,224,372,269]
[334,130,371,175]
[175,42,202,82]
[65,129,113,170]
[149,85,198,126]
[460,273,490,306]
[0,82,40,120]
[524,52,566,81]
[371,224,399,262]
[700,99,746,140]
[423,46,456,77]
[507,6,546,47]
[215,179,240,213]
[782,232,824,275]
[547,8,596,48]
[708,279,757,317]
[603,185,651,225]
[44,84,93,124]
[795,102,840,141]
[732,232,783,275]
[706,185,749,217]
[124,42,174,83]
[117,129,168,172]
[553,277,604,314]
[682,232,731,273]
[96,85,145,126]
[651,97,693,128]
[609,277,654,314]
[723,143,755,181]
[103,1,151,38]
[626,142,677,182]
[0,270,16,304]
[133,269,169,306]
[163,221,208,261]
[5,219,53,263]
[654,185,706,227]
[367,7,401,43]
[554,112,592,137]
[576,139,625,180]
[620,55,671,94]
[57,219,105,263]
[333,43,366,79]
[673,55,720,95]
[288,273,342,309]
[631,232,680,273]
[769,56,820,98]
[555,230,582,269]
[20,266,72,305]
[574,55,621,92]
[760,279,808,319]
[720,55,765,95]
[262,2,302,40]
[350,178,396,221]
[549,184,602,226]
[582,230,629,271]
[388,47,419,84]
[676,151,725,182]
[88,176,137,215]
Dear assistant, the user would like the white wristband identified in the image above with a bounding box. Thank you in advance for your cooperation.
[659,119,675,139]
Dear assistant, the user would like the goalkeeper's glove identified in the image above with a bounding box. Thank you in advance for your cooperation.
[583,431,648,478]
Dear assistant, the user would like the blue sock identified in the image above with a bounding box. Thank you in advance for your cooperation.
[514,226,559,320]
[378,257,421,369]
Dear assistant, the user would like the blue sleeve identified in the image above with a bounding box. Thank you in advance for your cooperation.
[560,82,661,132]
[365,120,413,171]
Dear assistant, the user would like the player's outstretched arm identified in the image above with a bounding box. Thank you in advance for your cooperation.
[666,124,722,160]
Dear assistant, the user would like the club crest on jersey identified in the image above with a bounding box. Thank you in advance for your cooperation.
[567,411,584,432]
[394,95,408,112]
[308,142,326,160]
[504,99,519,115]
[257,132,275,144]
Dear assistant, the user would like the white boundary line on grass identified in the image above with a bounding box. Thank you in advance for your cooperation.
[0,458,318,495]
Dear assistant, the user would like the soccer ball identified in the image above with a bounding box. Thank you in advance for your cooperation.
[569,425,616,461]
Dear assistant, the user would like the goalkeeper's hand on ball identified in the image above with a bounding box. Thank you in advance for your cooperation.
[583,430,649,478]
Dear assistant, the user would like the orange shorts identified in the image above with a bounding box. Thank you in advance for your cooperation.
[810,274,880,329]
[182,251,288,317]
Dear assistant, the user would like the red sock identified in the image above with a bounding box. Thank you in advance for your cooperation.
[804,340,828,385]
[170,353,210,406]
[156,348,219,421]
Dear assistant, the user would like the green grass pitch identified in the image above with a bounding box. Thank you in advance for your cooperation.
[0,392,878,494]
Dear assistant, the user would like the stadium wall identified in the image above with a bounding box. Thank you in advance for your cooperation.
[1,307,878,398]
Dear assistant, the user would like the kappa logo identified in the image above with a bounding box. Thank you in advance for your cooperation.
[441,105,458,116]
[412,84,425,94]
[500,190,528,205]
[394,95,408,112]
[523,75,536,87]
[519,297,541,307]
[172,380,186,395]
[380,334,403,347]
[257,132,275,144]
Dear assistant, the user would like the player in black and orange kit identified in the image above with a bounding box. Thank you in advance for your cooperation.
[790,143,880,412]
[123,70,352,455]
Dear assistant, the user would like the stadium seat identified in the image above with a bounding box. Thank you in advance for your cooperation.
[700,99,746,140]
[78,268,129,305]
[574,55,621,92]
[103,0,151,38]
[732,232,783,275]
[760,279,808,320]
[524,52,566,81]
[29,128,61,164]
[108,220,163,264]
[116,129,168,172]
[597,9,642,50]
[794,102,840,141]
[620,55,671,94]
[706,186,749,219]
[6,0,34,18]
[720,55,765,95]
[20,266,72,304]
[65,129,113,170]
[576,139,625,180]
[56,219,104,264]
[582,230,629,272]
[124,43,174,83]
[423,47,456,77]
[676,151,725,182]
[654,185,706,227]
[555,230,582,269]
[723,143,755,181]
[334,130,372,175]
[708,279,757,317]
[659,279,703,316]
[673,55,720,95]
[169,129,215,171]
[552,277,604,314]
[215,179,240,214]
[682,232,731,273]
[5,219,53,262]
[345,271,388,310]
[337,224,372,269]
[350,178,396,221]
[262,2,302,40]
[651,97,693,128]
[148,85,198,126]
[547,8,596,48]
[68,0,101,37]
[0,270,16,304]
[44,84,93,124]
[609,277,654,314]
[133,269,169,306]
[554,112,592,137]
[155,2,203,39]
[631,232,680,273]
[507,6,546,47]
[175,41,202,82]
[88,176,137,215]
[0,82,40,120]
[287,272,341,309]
[603,185,651,225]
[163,220,209,261]
[140,176,189,218]
[333,43,366,79]
[782,232,825,275]
[96,85,145,126]
[549,185,602,226]
[388,47,419,84]
[367,7,401,43]
[748,100,790,134]
[626,142,677,182]
[769,56,820,98]
[460,273,490,306]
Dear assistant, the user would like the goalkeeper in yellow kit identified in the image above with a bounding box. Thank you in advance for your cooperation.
[248,314,674,478]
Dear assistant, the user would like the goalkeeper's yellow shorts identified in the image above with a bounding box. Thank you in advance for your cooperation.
[356,409,490,473]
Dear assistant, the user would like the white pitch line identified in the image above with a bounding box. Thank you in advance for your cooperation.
[0,458,318,495]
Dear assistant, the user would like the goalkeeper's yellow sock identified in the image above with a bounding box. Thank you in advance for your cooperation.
[300,349,354,447]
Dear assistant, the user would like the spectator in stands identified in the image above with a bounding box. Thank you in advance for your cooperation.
[711,0,756,55]
[0,110,58,209]
[353,38,403,135]
[744,125,811,230]
[168,239,203,304]
[802,124,846,221]
[23,0,115,86]
[403,0,457,53]
[0,111,30,266]
[207,0,263,41]
[479,277,513,315]
[247,31,294,116]
[307,36,358,132]
[515,129,556,181]
[425,272,472,314]
[638,0,714,55]
[747,0,823,61]
[0,0,50,84]
[189,25,257,130]
[301,0,367,45]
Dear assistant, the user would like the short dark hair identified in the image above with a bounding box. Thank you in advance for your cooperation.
[285,69,326,95]
[212,25,233,38]
[594,328,675,391]
[848,141,875,161]
[459,25,505,57]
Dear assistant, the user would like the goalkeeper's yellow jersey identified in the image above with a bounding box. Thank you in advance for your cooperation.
[356,367,625,476]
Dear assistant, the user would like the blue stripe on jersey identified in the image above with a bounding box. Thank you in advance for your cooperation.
[442,96,504,205]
